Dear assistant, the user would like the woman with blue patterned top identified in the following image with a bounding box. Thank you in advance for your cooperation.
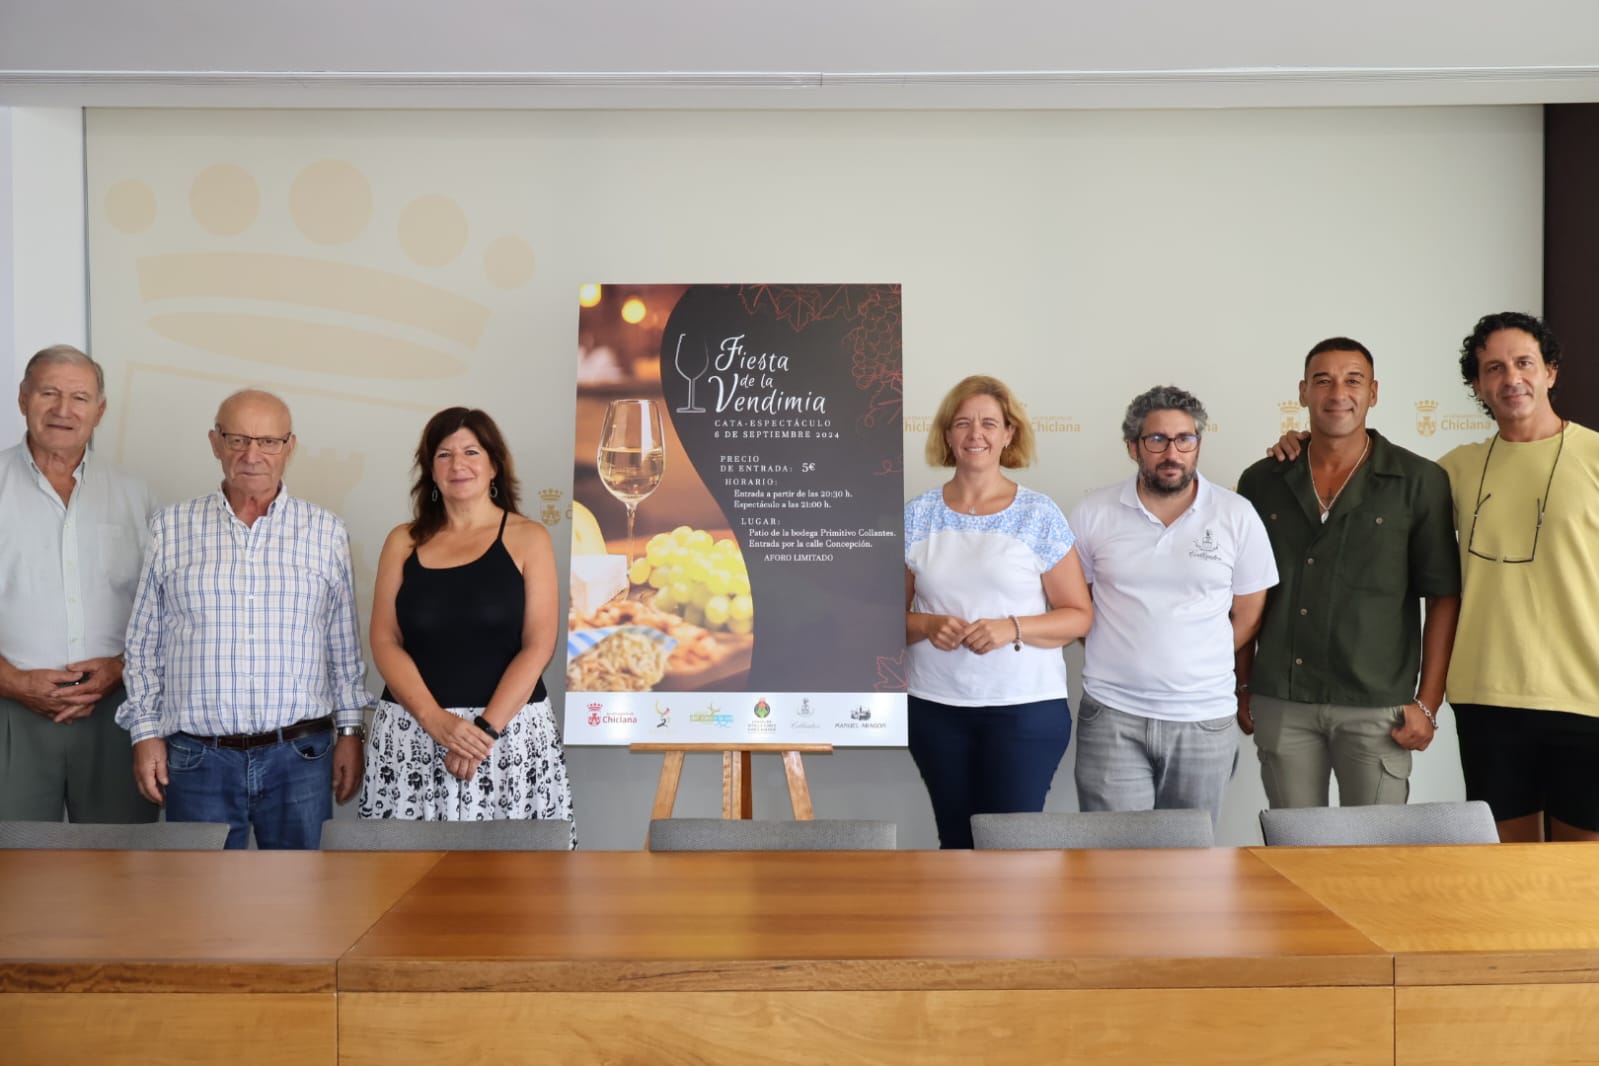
[904,376,1093,848]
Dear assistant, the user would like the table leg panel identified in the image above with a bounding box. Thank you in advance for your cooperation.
[1397,983,1599,1066]
[0,992,335,1066]
[341,987,1391,1066]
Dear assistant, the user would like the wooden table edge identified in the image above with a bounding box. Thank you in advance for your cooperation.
[1396,949,1599,986]
[0,959,337,994]
[336,953,1394,993]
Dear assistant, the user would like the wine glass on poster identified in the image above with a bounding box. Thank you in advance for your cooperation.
[597,398,666,569]
[673,332,708,414]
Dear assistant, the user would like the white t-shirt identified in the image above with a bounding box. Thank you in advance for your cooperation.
[904,485,1075,706]
[1070,474,1278,721]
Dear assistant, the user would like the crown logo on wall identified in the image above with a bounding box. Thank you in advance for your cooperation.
[102,161,537,381]
[1278,400,1306,436]
[539,488,565,527]
[1415,400,1439,438]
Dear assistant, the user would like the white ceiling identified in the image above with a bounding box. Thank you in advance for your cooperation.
[4,0,1599,108]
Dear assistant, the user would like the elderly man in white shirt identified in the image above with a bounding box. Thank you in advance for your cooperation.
[1069,385,1278,825]
[118,389,369,849]
[0,345,158,823]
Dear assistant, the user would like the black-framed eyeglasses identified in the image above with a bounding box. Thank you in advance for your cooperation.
[1466,428,1564,564]
[214,425,293,454]
[1139,433,1200,454]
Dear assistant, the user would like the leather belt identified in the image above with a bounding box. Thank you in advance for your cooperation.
[182,715,334,751]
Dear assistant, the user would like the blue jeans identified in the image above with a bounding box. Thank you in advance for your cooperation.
[165,728,334,849]
[1073,693,1238,825]
[908,695,1072,849]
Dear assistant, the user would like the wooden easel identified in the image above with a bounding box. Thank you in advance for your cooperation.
[630,743,834,841]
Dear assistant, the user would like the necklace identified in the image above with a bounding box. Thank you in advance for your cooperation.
[948,482,1003,515]
[1312,436,1370,522]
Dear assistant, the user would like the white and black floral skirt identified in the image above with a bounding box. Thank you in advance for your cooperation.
[358,698,575,845]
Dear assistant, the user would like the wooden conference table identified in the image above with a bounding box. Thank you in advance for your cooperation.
[1,845,1596,1065]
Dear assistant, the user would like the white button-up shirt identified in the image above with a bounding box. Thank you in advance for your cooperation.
[117,487,371,742]
[0,440,154,671]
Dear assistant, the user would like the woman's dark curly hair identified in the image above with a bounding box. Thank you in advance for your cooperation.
[1459,312,1561,415]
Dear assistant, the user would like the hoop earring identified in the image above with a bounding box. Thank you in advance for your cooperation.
[490,481,499,500]
[430,487,439,503]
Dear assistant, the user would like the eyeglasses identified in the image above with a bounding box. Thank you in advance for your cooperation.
[1466,428,1564,564]
[1139,433,1200,453]
[214,425,293,454]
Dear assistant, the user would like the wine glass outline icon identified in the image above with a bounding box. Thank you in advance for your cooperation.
[673,332,708,414]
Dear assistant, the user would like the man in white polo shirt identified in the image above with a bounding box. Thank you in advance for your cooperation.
[1069,385,1278,824]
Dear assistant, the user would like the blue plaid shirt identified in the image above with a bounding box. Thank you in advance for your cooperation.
[118,488,371,743]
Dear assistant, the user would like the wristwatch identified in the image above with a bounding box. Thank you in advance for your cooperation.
[336,725,366,739]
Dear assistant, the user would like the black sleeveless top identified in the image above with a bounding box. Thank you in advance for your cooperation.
[382,511,548,708]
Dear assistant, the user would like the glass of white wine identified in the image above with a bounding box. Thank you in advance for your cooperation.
[597,398,666,569]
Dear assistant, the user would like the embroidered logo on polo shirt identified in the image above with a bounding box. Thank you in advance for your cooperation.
[1190,529,1224,562]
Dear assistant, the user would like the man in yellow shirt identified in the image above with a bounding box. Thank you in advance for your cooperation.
[1438,312,1599,843]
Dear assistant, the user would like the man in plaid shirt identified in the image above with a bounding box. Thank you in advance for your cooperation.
[119,390,370,848]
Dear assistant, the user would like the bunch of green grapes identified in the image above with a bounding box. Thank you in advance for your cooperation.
[629,527,755,635]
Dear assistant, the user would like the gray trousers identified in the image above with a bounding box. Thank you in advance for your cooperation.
[1073,693,1239,826]
[0,688,158,823]
[1250,694,1411,809]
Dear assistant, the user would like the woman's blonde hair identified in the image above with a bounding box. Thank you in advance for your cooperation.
[925,375,1035,468]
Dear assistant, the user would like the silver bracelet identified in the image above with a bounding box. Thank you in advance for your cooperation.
[1413,697,1437,729]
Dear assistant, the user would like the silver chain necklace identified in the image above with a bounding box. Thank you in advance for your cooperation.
[1313,436,1370,523]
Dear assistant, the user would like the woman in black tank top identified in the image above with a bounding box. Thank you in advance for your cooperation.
[358,408,573,836]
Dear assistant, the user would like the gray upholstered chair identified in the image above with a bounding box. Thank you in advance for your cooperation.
[970,809,1215,850]
[319,818,574,851]
[1259,801,1499,846]
[647,818,896,851]
[0,820,229,850]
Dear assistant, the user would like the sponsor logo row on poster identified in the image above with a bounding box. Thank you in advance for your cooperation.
[566,692,906,745]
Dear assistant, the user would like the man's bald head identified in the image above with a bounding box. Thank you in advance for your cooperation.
[215,389,292,432]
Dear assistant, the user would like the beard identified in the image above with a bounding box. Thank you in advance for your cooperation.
[1140,461,1195,497]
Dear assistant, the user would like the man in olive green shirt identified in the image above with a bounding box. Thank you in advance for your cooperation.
[1236,337,1460,808]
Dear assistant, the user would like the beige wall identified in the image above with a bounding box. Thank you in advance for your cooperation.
[84,106,1540,847]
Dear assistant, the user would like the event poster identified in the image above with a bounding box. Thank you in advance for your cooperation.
[564,284,907,745]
